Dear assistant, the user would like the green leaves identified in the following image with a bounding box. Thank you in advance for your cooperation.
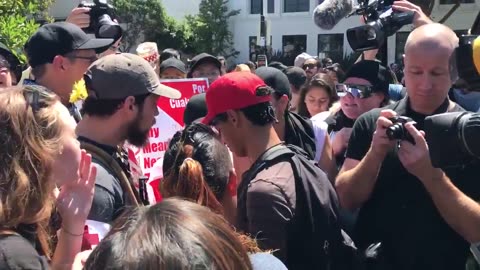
[0,0,54,65]
[188,0,240,58]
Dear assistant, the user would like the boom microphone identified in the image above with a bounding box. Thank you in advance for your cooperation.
[314,0,353,30]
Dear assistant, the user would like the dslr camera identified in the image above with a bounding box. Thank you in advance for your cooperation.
[78,0,122,41]
[346,0,414,51]
[386,116,415,143]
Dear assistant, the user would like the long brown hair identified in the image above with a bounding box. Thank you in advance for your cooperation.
[85,198,253,270]
[298,73,338,118]
[0,86,62,257]
[162,124,232,215]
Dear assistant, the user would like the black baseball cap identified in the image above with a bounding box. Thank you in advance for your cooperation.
[255,66,292,100]
[85,53,181,100]
[284,66,307,90]
[24,22,114,68]
[187,53,221,78]
[0,43,22,81]
[344,60,394,95]
[160,58,187,74]
[184,93,207,125]
[269,61,288,72]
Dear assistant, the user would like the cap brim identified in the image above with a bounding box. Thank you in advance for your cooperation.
[151,83,182,99]
[202,113,215,125]
[77,38,114,53]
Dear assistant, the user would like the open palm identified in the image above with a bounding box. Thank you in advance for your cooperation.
[57,150,97,234]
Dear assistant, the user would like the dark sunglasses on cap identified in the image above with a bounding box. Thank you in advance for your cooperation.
[335,83,374,99]
[303,63,317,70]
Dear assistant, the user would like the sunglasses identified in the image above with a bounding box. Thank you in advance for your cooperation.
[303,63,317,70]
[335,84,374,99]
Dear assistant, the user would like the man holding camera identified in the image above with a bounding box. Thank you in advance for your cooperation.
[336,23,480,269]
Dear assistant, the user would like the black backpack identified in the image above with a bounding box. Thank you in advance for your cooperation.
[239,144,361,270]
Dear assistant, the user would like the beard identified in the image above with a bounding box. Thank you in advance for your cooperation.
[126,113,150,147]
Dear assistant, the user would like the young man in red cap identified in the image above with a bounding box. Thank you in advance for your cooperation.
[203,72,340,269]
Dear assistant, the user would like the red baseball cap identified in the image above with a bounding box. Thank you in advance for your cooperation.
[203,72,271,125]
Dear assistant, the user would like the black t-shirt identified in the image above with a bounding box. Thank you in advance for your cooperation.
[346,97,480,270]
[78,137,126,223]
[0,225,49,270]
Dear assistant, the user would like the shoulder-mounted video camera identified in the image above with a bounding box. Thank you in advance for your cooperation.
[78,0,123,42]
[346,0,414,51]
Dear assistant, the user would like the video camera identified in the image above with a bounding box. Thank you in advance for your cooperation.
[78,0,122,42]
[417,12,480,169]
[346,0,414,51]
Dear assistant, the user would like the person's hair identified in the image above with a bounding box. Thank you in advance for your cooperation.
[162,124,232,214]
[160,48,181,63]
[321,57,332,67]
[84,198,253,270]
[214,101,277,127]
[81,75,149,117]
[0,86,63,258]
[245,61,256,71]
[31,65,47,79]
[325,63,346,82]
[298,73,338,118]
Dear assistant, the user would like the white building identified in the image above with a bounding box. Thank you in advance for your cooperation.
[230,0,480,64]
[49,0,480,64]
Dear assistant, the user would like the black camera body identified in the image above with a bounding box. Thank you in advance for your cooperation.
[386,116,415,143]
[78,0,122,41]
[346,0,414,51]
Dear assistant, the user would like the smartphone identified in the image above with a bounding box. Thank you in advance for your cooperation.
[257,54,267,67]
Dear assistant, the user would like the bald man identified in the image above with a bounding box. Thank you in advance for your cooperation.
[335,23,480,270]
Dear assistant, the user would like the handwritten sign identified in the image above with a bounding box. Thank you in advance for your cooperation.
[134,78,209,203]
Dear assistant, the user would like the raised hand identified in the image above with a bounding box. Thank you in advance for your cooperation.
[66,7,91,29]
[57,150,97,235]
[392,0,433,28]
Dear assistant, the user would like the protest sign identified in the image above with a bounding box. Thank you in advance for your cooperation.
[132,78,209,203]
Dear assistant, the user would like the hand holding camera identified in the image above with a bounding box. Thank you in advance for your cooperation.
[66,7,92,29]
[371,110,398,157]
[392,0,433,28]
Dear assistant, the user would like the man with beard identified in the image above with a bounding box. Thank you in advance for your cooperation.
[76,53,180,223]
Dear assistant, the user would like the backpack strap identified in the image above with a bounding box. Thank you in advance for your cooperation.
[80,141,141,206]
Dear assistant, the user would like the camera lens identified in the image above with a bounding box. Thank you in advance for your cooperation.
[386,124,404,140]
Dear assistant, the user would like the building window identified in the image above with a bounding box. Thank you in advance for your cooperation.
[284,0,309,13]
[250,36,259,61]
[251,0,261,14]
[317,34,344,63]
[268,0,275,13]
[395,32,409,64]
[440,0,473,4]
[282,35,307,58]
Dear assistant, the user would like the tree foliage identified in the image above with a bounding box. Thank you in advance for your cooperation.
[187,0,240,58]
[112,0,195,54]
[0,0,54,64]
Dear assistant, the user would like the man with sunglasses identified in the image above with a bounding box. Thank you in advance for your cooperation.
[336,24,480,270]
[318,60,393,168]
[302,58,321,81]
[24,22,114,121]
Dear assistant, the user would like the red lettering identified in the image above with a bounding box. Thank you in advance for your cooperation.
[143,157,158,169]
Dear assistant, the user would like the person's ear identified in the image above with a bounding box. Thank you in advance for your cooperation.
[226,110,240,127]
[226,169,237,196]
[122,96,137,112]
[52,55,67,71]
[280,94,290,111]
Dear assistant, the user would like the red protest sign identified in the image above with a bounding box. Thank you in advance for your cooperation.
[134,78,209,204]
[157,78,209,127]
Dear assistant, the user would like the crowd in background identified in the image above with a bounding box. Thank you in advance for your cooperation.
[1,1,480,270]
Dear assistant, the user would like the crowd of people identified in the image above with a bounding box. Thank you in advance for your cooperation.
[1,1,480,270]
